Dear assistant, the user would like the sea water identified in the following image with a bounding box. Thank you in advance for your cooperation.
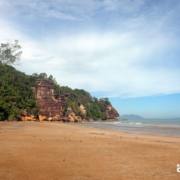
[81,118,180,137]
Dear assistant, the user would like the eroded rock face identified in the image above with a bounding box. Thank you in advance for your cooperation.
[66,107,82,122]
[67,112,82,122]
[20,110,37,121]
[35,79,65,121]
[22,79,119,122]
[105,105,119,120]
[34,80,87,122]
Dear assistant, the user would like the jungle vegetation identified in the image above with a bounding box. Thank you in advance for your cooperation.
[0,41,112,120]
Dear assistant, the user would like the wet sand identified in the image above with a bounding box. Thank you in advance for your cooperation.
[0,121,180,180]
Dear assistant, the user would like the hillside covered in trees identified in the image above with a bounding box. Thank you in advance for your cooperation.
[0,41,119,121]
[0,63,119,121]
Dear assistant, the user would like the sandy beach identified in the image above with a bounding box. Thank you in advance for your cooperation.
[0,121,180,180]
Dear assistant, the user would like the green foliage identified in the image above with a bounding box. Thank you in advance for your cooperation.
[0,63,37,120]
[33,73,112,120]
[0,40,118,121]
[0,64,114,121]
[87,102,102,120]
[55,86,109,120]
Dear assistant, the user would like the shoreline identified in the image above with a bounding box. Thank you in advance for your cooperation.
[1,120,180,138]
[0,121,180,180]
[78,121,180,138]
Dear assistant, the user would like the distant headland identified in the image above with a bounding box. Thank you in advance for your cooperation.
[0,40,119,122]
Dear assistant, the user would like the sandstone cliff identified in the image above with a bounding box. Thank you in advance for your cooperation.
[0,64,119,121]
[32,79,119,122]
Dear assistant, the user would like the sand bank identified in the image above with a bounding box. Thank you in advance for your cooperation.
[0,121,180,180]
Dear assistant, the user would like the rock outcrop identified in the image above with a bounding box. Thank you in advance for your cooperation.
[35,79,66,121]
[105,105,119,120]
[21,114,36,121]
[24,79,120,122]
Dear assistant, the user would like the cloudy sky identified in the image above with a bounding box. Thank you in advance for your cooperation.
[0,0,180,118]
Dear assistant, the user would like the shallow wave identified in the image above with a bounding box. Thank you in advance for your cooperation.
[82,121,180,137]
[109,121,144,127]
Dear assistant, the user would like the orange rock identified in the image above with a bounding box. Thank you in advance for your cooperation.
[21,115,36,121]
[67,112,82,122]
[38,115,48,121]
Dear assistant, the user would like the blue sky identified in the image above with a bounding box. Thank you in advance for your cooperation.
[0,0,180,118]
[110,94,180,119]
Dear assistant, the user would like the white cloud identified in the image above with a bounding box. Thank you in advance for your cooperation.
[0,0,180,98]
[11,31,180,97]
